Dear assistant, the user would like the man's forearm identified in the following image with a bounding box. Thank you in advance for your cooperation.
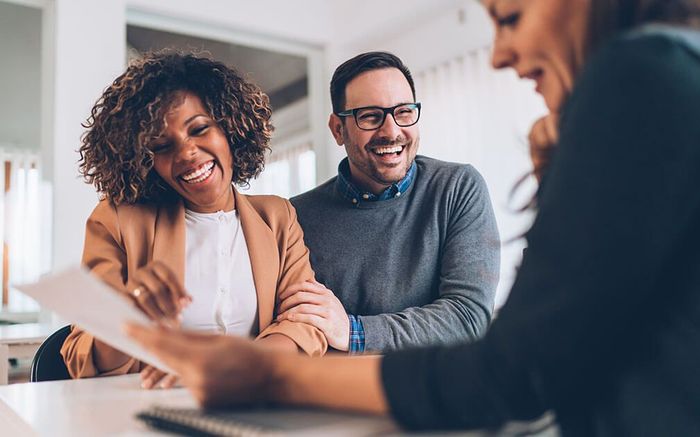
[359,298,492,351]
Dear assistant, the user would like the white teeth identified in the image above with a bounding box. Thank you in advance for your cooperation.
[181,161,214,183]
[185,168,213,184]
[373,146,403,155]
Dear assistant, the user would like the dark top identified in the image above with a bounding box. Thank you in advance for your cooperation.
[381,27,700,436]
[291,156,500,352]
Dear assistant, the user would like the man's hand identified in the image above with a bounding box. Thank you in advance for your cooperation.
[528,113,559,182]
[125,324,275,408]
[277,280,350,352]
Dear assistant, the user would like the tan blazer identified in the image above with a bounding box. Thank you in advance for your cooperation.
[61,189,327,378]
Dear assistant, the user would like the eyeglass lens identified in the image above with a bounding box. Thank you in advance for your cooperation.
[355,104,419,129]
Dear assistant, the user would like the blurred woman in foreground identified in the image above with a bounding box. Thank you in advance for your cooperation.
[128,1,700,434]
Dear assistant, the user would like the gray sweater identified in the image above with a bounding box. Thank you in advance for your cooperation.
[291,155,500,352]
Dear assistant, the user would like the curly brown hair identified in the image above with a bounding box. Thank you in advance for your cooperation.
[79,51,273,204]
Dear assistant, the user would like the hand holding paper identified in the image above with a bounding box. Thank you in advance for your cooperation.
[17,266,175,374]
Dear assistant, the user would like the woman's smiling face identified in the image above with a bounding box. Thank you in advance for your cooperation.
[485,0,591,112]
[149,91,235,213]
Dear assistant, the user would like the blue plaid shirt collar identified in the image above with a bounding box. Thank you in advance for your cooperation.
[336,158,416,205]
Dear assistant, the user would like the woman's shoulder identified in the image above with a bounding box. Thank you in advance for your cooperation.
[89,198,159,224]
[620,24,700,58]
[238,192,295,225]
[586,25,700,83]
[566,25,700,119]
[241,192,290,210]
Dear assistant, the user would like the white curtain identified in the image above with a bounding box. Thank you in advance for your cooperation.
[0,150,44,313]
[244,141,316,199]
[414,46,547,308]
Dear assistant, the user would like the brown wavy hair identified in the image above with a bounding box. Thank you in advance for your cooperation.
[79,51,273,205]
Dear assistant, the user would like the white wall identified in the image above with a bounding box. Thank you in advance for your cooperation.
[329,0,491,72]
[0,2,41,150]
[47,0,127,270]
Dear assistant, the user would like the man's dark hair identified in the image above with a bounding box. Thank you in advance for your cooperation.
[330,51,416,114]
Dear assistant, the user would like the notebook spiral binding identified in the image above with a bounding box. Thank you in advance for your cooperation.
[137,405,266,437]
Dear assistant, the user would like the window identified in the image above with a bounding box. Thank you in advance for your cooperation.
[0,150,47,316]
[245,142,316,198]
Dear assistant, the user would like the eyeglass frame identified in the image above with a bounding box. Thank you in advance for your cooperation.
[335,102,422,131]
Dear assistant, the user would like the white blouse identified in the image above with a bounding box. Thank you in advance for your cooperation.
[180,208,258,336]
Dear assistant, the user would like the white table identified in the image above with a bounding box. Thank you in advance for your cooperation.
[0,323,57,385]
[0,374,403,436]
[0,374,559,436]
[0,374,199,436]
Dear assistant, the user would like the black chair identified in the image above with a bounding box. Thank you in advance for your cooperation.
[30,325,72,382]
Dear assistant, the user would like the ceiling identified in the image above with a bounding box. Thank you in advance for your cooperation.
[126,0,464,46]
[127,25,308,110]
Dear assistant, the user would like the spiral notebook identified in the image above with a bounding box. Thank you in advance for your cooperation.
[136,405,398,436]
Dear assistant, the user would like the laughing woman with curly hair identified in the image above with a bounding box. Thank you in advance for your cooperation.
[60,52,327,388]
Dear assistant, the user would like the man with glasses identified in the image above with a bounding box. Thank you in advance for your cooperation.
[277,51,500,354]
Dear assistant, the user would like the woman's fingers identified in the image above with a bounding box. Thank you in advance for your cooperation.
[528,114,560,182]
[140,365,169,389]
[140,365,156,382]
[131,261,191,322]
[543,113,559,143]
[138,270,178,318]
[132,288,166,322]
[151,261,192,309]
[159,374,179,389]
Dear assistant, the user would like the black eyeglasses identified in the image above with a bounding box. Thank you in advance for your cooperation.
[336,102,421,131]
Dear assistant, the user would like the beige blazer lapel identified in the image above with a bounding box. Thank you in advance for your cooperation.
[152,200,186,286]
[235,189,279,332]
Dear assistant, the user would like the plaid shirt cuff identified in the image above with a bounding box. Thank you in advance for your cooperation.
[348,314,366,354]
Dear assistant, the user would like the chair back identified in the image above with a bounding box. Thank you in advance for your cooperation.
[30,325,72,382]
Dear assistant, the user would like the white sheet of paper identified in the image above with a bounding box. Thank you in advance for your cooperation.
[16,266,174,374]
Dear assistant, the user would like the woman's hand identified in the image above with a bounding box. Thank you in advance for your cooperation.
[126,323,388,412]
[93,262,190,373]
[140,364,179,389]
[528,113,559,182]
[126,324,276,407]
[129,260,191,325]
[128,261,190,385]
